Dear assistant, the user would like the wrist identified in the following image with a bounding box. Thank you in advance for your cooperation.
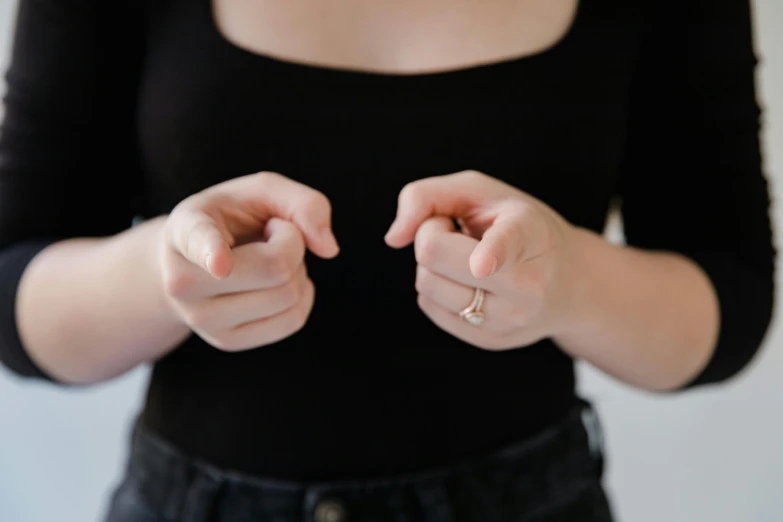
[111,215,188,332]
[144,216,188,330]
[549,225,612,351]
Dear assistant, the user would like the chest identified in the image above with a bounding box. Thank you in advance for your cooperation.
[210,0,579,74]
[136,0,642,229]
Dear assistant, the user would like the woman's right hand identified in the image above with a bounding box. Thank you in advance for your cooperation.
[158,172,339,352]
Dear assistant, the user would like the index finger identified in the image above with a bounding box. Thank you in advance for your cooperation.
[385,173,480,249]
[385,171,510,249]
[221,172,339,259]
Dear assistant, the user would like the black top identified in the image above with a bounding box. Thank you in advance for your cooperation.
[0,0,775,480]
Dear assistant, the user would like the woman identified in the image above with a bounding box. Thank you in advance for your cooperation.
[0,0,774,520]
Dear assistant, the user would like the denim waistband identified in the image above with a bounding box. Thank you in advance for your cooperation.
[120,398,605,522]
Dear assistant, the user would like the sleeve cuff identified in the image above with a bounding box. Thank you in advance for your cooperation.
[681,253,774,388]
[0,241,59,381]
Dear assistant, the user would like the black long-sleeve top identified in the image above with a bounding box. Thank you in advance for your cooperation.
[0,0,775,480]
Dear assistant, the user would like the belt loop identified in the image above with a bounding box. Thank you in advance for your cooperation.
[579,399,606,475]
[180,469,224,522]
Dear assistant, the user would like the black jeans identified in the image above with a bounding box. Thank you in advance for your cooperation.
[105,399,613,522]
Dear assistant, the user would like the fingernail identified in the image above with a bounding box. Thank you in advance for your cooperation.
[205,252,221,278]
[489,257,498,276]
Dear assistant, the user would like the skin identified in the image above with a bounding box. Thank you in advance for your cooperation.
[16,0,718,390]
[385,171,718,391]
[17,173,339,383]
[212,0,580,74]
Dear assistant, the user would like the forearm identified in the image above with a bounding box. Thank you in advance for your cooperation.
[15,217,191,385]
[554,227,720,392]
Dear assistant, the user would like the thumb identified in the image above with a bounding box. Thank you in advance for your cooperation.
[469,205,532,280]
[170,211,234,280]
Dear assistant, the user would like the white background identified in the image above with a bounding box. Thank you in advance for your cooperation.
[1,1,782,521]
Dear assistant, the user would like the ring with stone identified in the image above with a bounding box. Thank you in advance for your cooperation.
[459,288,486,326]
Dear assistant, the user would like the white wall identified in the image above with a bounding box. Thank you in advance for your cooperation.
[0,1,782,521]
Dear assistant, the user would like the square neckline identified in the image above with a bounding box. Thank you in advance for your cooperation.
[201,0,586,81]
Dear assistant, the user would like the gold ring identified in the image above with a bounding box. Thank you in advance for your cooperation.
[459,288,485,326]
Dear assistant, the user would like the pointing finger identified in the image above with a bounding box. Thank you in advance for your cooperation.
[224,172,340,259]
[385,171,498,248]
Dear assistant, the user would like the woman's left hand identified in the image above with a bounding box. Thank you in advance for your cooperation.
[385,170,585,351]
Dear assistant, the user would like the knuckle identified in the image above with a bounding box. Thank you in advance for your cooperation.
[256,171,280,185]
[176,194,213,218]
[300,277,315,300]
[294,192,331,224]
[415,266,434,295]
[182,303,222,333]
[512,202,535,228]
[281,278,304,307]
[414,235,439,267]
[304,190,330,212]
[474,339,493,351]
[475,335,509,352]
[280,282,313,335]
[182,306,212,329]
[266,255,296,283]
[254,171,286,196]
[305,278,316,302]
[398,180,423,205]
[170,196,197,215]
[460,170,484,181]
[485,340,508,352]
[209,335,243,353]
[292,298,313,331]
[515,199,533,216]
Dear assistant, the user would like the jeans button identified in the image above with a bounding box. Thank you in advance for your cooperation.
[314,499,346,522]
